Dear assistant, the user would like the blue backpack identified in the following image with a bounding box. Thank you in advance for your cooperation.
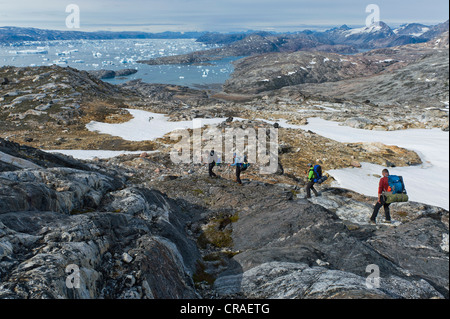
[240,155,250,171]
[388,175,406,194]
[313,165,322,183]
[236,155,250,171]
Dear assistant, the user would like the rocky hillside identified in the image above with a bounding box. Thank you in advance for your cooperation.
[0,138,448,299]
[0,65,165,151]
[222,32,449,111]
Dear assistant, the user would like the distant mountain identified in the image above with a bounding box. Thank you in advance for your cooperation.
[319,21,428,48]
[419,20,450,40]
[393,23,430,37]
[195,20,448,50]
[326,21,394,40]
[0,26,205,43]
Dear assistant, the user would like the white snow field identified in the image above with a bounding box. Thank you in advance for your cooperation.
[86,109,228,142]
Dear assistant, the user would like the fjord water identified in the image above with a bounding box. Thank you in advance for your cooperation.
[0,38,235,88]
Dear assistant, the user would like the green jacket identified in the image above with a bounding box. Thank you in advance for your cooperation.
[308,167,315,181]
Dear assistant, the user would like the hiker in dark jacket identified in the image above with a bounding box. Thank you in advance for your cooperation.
[207,150,218,178]
[230,153,242,184]
[370,168,392,224]
[305,164,319,198]
[230,153,247,185]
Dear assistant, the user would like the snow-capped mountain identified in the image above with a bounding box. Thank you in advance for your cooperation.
[341,21,395,38]
[319,20,447,48]
[393,23,430,37]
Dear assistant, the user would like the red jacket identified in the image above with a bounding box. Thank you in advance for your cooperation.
[378,176,389,195]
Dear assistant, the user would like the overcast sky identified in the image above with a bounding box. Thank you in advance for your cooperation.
[0,0,448,32]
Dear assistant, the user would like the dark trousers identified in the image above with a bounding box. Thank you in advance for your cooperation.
[371,195,391,221]
[306,181,318,198]
[235,165,242,184]
[208,161,217,177]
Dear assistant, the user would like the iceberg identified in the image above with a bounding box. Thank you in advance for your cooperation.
[9,49,48,55]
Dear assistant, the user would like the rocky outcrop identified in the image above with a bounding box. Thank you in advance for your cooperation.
[88,69,138,80]
[0,139,200,299]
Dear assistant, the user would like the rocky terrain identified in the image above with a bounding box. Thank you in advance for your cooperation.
[0,138,448,299]
[223,32,449,99]
[0,19,449,300]
[0,65,164,151]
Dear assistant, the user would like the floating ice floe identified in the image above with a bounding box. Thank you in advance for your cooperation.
[52,60,67,65]
[120,58,134,64]
[9,49,48,55]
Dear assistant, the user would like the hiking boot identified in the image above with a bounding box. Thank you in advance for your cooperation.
[384,220,392,224]
[369,219,376,225]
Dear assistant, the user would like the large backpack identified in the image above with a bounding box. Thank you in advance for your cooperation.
[236,155,250,171]
[240,155,250,171]
[313,165,322,183]
[312,164,328,184]
[388,175,406,194]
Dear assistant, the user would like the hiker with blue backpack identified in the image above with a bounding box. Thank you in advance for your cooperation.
[306,163,327,198]
[370,168,409,224]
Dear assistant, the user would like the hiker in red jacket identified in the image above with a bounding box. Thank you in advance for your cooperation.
[370,168,392,224]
